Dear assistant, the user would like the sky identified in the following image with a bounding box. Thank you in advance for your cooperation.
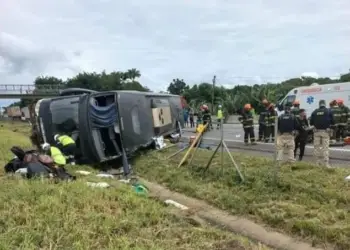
[1,0,350,106]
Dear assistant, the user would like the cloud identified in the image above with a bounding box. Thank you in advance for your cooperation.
[0,0,349,100]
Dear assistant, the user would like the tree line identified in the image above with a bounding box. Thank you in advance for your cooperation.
[11,68,149,108]
[8,68,350,116]
[167,71,350,114]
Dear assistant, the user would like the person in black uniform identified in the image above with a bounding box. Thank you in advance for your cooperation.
[258,99,269,141]
[294,109,309,161]
[277,104,298,163]
[239,103,257,145]
[310,100,334,168]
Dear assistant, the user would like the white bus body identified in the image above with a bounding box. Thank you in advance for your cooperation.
[276,82,350,117]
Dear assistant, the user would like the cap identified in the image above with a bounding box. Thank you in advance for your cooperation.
[319,100,326,107]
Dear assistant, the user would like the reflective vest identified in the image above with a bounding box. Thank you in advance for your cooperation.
[330,106,342,125]
[57,135,75,146]
[50,146,66,165]
[217,110,223,119]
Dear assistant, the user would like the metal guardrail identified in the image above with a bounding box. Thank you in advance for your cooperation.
[0,84,64,99]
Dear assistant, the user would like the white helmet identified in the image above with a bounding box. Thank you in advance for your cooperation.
[54,134,60,141]
[41,143,50,151]
[218,105,222,108]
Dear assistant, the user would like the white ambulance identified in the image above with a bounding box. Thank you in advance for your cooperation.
[276,82,350,118]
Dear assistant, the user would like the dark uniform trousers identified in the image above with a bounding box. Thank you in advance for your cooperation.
[264,125,275,142]
[294,134,306,160]
[258,124,265,141]
[244,126,255,143]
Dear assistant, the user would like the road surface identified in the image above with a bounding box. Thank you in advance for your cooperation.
[182,124,350,167]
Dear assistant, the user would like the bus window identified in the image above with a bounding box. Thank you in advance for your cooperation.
[50,97,80,134]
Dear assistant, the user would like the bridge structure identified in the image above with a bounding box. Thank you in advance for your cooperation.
[0,84,64,99]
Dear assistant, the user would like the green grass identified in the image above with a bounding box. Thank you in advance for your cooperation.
[134,146,350,249]
[0,122,270,250]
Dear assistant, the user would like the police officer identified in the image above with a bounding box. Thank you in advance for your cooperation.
[265,103,277,143]
[310,100,334,168]
[41,143,66,166]
[54,134,76,165]
[329,100,342,142]
[216,105,223,129]
[337,99,349,139]
[258,99,269,141]
[239,104,257,145]
[294,109,310,161]
[277,104,298,163]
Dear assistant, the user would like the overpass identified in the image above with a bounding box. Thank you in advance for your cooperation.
[0,84,64,99]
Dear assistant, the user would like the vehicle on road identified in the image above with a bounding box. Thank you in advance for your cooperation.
[277,82,350,140]
[34,89,184,164]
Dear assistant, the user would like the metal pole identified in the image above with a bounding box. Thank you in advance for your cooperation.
[220,118,224,174]
[273,113,279,183]
[212,75,216,114]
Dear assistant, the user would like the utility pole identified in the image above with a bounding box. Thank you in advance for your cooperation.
[212,75,216,113]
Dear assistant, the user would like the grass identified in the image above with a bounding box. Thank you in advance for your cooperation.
[134,146,350,249]
[0,122,270,250]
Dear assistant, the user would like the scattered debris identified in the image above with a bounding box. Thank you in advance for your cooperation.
[75,170,91,175]
[164,199,189,210]
[153,136,166,149]
[86,182,110,188]
[96,173,114,178]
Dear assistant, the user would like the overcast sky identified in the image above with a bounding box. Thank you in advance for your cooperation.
[1,0,350,105]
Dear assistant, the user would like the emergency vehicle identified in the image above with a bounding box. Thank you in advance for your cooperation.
[277,82,350,117]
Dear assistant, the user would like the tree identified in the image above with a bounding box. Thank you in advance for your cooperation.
[167,78,188,95]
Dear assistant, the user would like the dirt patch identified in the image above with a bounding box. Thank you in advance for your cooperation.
[141,178,325,250]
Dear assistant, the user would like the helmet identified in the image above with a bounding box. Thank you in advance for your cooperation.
[330,100,337,106]
[54,134,60,141]
[244,104,251,110]
[337,99,344,104]
[218,105,222,108]
[41,143,50,151]
[293,100,300,105]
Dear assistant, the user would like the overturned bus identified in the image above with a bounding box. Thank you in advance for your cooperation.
[34,89,184,164]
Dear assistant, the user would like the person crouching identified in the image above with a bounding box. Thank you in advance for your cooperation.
[54,134,76,165]
[41,143,66,166]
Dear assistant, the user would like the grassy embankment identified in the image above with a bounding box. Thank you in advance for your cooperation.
[0,121,269,250]
[134,145,350,249]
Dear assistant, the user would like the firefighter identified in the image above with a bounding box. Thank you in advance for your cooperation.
[238,104,257,145]
[265,103,277,143]
[337,99,349,139]
[54,134,76,165]
[329,100,342,142]
[41,143,66,166]
[201,105,213,130]
[277,104,298,163]
[216,105,223,129]
[291,100,301,120]
[258,99,269,141]
[196,106,203,127]
[294,109,309,161]
[310,100,334,168]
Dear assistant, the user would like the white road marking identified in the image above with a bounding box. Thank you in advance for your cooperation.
[202,137,350,152]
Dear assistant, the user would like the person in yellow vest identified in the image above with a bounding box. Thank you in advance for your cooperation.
[41,143,66,166]
[216,105,223,129]
[54,134,76,165]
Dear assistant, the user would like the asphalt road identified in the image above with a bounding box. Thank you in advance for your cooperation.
[182,124,350,167]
